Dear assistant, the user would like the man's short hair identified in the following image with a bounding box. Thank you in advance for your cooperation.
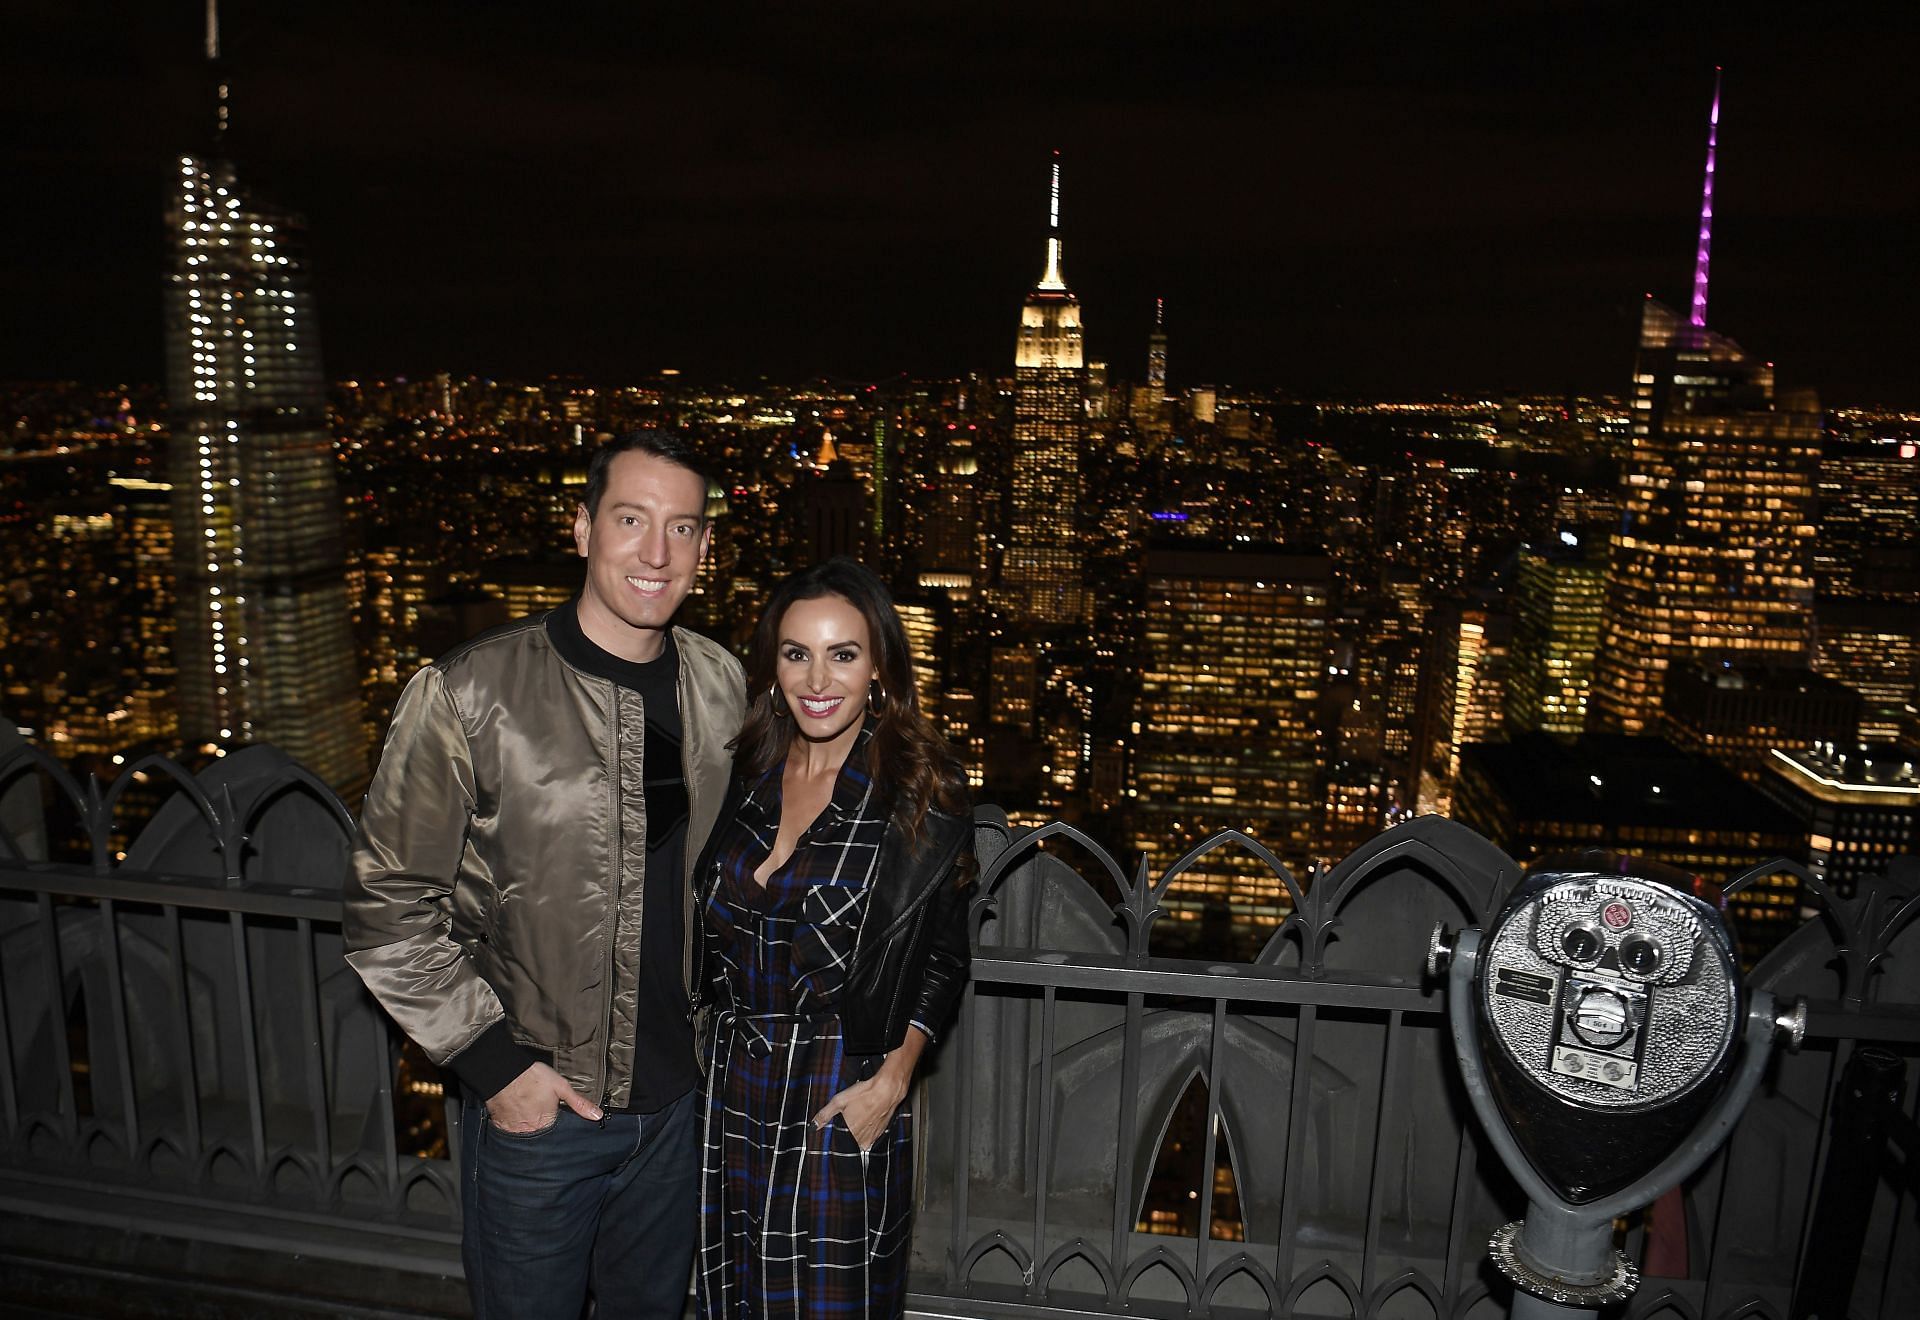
[581,430,714,520]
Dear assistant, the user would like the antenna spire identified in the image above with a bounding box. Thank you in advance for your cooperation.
[203,0,233,145]
[1689,67,1721,329]
[1037,150,1067,291]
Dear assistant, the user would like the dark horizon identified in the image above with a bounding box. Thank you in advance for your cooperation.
[9,4,1918,403]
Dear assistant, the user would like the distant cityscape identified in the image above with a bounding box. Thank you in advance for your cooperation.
[3,55,1918,969]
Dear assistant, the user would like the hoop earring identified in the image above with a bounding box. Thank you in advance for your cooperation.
[769,684,788,718]
[868,680,889,714]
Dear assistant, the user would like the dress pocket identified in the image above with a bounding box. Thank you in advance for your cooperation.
[792,882,869,996]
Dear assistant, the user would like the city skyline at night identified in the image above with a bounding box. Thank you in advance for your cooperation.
[4,11,1920,1320]
[4,9,1919,959]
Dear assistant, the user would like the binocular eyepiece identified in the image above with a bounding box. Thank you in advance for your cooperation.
[1433,868,1804,1315]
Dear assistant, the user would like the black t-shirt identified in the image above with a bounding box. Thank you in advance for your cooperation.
[545,601,698,1113]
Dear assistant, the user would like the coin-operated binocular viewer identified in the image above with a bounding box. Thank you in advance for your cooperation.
[1428,869,1807,1318]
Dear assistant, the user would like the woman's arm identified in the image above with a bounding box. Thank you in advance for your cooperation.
[812,822,976,1152]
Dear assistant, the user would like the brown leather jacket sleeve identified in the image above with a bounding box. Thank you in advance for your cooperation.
[342,664,508,1067]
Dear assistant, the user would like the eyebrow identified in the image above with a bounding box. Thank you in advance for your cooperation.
[779,639,864,650]
[605,501,705,521]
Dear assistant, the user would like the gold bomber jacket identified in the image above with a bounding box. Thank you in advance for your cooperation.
[343,614,745,1109]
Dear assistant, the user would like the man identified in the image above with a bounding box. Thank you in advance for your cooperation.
[344,431,744,1319]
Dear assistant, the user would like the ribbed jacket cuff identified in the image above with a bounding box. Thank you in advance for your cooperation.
[446,1021,541,1101]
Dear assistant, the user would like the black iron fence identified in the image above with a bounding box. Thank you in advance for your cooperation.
[0,743,462,1273]
[1,742,1916,1318]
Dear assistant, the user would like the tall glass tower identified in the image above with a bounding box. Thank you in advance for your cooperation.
[165,5,365,792]
[1146,296,1168,392]
[999,153,1090,625]
[1506,533,1607,736]
[1589,74,1820,734]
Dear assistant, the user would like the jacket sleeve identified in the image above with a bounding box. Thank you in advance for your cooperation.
[907,827,976,1043]
[343,664,530,1095]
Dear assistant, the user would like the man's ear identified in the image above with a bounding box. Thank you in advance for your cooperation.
[573,504,592,558]
[696,522,713,564]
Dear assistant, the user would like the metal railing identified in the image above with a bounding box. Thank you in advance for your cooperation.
[2,741,1916,1318]
[0,743,462,1271]
[909,816,1920,1320]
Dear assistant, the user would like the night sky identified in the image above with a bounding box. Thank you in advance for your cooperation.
[9,3,1918,401]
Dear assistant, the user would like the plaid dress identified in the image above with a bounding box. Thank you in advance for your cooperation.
[697,728,915,1320]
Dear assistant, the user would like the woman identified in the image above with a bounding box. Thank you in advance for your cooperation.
[694,558,974,1320]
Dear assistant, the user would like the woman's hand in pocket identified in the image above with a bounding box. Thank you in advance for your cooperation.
[811,1071,908,1152]
[811,1028,928,1151]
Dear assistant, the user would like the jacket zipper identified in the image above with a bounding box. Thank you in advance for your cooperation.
[677,651,696,1000]
[596,683,625,1108]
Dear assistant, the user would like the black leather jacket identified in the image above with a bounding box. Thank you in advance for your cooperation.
[693,780,975,1057]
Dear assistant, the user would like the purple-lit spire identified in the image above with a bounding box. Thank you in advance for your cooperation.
[1689,67,1722,329]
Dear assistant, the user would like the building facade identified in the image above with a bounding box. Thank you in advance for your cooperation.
[1454,732,1807,959]
[1589,297,1821,733]
[1411,596,1511,815]
[1662,662,1863,783]
[999,157,1090,625]
[1590,90,1821,734]
[1129,545,1331,942]
[1506,533,1606,736]
[164,59,364,792]
[1761,743,1920,900]
[1815,436,1920,602]
[1813,600,1920,743]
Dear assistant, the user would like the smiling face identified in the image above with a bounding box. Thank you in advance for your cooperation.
[573,449,711,661]
[775,593,877,746]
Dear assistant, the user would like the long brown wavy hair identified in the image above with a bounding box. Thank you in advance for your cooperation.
[734,559,969,845]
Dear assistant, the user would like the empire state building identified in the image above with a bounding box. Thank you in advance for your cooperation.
[164,6,365,792]
[998,154,1091,625]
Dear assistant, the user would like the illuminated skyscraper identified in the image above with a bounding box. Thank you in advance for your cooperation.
[1814,436,1920,600]
[1147,296,1168,392]
[999,153,1090,625]
[1506,533,1606,736]
[1814,600,1920,742]
[112,474,180,747]
[1411,596,1510,814]
[1761,744,1920,901]
[870,416,889,547]
[1811,433,1920,739]
[1590,75,1820,733]
[165,5,365,792]
[1129,545,1331,939]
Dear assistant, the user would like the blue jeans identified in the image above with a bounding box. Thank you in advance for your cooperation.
[460,1087,698,1320]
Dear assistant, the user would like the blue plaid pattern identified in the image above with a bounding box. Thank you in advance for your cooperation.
[697,726,914,1319]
